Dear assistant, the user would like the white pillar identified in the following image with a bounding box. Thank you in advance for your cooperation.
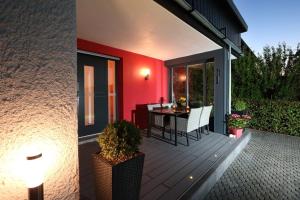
[228,46,232,114]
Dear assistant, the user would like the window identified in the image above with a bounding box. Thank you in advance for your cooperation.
[172,62,214,108]
[172,66,187,102]
[108,60,116,123]
[188,63,204,107]
[84,66,94,126]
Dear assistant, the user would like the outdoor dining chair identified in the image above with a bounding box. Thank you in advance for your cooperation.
[169,108,202,146]
[197,105,213,139]
[147,104,170,137]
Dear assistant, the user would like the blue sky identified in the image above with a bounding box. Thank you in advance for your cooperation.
[234,0,300,54]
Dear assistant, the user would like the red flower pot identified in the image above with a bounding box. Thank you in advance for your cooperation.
[229,128,243,138]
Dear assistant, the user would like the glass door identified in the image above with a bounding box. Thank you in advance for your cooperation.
[188,63,204,107]
[172,61,214,108]
[172,65,187,102]
[108,60,116,124]
[77,53,117,137]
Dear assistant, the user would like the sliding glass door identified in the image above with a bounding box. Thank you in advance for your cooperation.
[172,62,214,108]
[188,63,204,107]
[172,66,187,101]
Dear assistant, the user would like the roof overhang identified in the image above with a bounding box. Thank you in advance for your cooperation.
[77,0,221,60]
[155,0,243,57]
[226,0,248,32]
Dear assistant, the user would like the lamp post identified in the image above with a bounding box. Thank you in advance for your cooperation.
[25,153,44,200]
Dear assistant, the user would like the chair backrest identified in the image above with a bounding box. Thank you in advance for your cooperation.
[162,103,173,108]
[199,106,213,127]
[187,108,202,132]
[147,104,160,111]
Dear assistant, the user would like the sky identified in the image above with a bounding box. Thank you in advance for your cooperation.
[234,0,300,54]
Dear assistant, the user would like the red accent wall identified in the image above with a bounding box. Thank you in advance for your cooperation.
[77,39,169,121]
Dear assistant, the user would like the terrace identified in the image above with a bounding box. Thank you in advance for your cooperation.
[79,130,250,200]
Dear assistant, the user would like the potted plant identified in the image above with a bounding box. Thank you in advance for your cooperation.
[228,114,251,138]
[92,120,144,200]
[232,100,247,115]
[176,96,187,109]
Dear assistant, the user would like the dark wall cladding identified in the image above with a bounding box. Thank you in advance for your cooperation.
[186,0,242,47]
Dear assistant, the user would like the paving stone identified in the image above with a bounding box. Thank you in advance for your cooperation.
[205,130,300,200]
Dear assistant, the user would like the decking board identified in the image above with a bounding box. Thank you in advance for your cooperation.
[159,139,235,199]
[79,129,249,200]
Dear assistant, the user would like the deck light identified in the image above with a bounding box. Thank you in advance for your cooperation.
[24,153,44,200]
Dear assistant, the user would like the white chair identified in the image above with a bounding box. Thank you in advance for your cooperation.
[147,104,163,126]
[170,108,202,146]
[162,103,173,108]
[198,106,213,137]
[147,104,168,137]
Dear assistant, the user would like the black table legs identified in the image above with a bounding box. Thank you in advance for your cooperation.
[174,115,177,146]
[147,111,152,137]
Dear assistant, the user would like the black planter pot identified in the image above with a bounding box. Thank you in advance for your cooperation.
[92,152,145,200]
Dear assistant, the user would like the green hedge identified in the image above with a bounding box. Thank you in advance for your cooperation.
[235,99,300,136]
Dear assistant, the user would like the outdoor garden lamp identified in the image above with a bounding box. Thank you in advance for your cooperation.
[24,153,44,200]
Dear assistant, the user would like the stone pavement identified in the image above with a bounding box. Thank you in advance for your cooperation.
[205,130,300,200]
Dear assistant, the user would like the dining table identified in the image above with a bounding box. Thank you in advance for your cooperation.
[147,108,189,146]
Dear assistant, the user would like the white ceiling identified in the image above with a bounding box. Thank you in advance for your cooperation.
[77,0,221,60]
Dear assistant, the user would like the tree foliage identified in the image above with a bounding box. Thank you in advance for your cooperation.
[232,43,300,101]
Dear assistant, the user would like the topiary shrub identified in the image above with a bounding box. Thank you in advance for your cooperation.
[97,120,142,164]
[233,100,247,111]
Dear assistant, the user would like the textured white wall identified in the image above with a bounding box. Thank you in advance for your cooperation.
[0,0,79,199]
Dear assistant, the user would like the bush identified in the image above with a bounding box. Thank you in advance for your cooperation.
[97,120,142,164]
[233,100,247,111]
[234,99,300,136]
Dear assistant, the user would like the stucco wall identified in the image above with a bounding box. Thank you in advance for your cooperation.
[0,1,78,199]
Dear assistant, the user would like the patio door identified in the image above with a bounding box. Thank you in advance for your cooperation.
[172,62,214,107]
[77,52,117,137]
[172,61,215,129]
[187,62,214,107]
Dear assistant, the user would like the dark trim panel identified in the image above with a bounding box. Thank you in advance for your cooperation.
[165,49,217,67]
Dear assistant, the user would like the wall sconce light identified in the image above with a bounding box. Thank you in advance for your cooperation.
[141,68,150,80]
[179,75,186,82]
[25,153,44,200]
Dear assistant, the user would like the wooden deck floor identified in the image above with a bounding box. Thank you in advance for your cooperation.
[79,129,248,200]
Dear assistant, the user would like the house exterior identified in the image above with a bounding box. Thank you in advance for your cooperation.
[77,0,248,137]
[0,0,247,199]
